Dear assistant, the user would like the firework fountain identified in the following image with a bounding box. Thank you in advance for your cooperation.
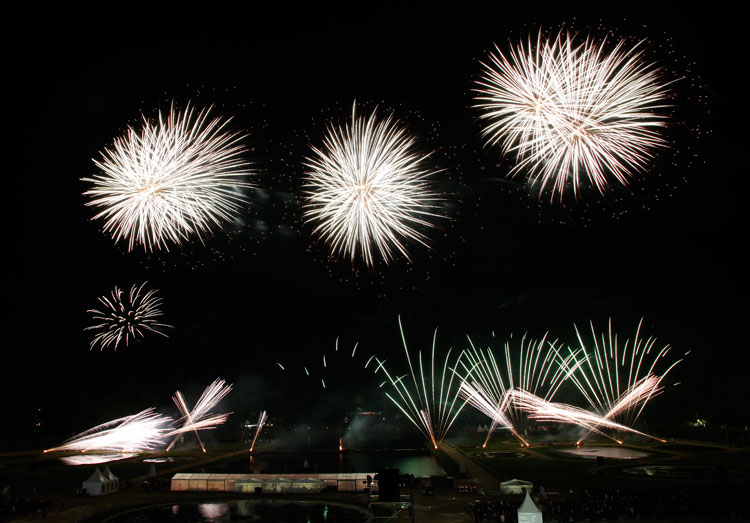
[249,411,268,453]
[374,317,467,449]
[166,378,233,452]
[44,408,172,454]
[559,319,684,444]
[458,332,581,446]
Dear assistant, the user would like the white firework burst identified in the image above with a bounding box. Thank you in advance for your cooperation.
[303,103,441,266]
[475,30,672,200]
[83,103,252,251]
[86,282,171,351]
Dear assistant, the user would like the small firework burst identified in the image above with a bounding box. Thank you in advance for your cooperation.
[303,102,441,266]
[475,30,672,200]
[83,103,252,251]
[86,282,171,351]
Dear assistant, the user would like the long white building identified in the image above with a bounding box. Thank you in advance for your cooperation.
[170,473,378,494]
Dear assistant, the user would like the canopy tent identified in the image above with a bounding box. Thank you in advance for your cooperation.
[517,491,543,523]
[102,466,119,491]
[501,478,533,494]
[82,467,117,496]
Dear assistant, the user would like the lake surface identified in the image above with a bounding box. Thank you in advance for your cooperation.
[213,450,445,477]
[553,446,650,460]
[105,500,366,522]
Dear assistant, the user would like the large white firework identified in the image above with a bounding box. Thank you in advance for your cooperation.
[475,30,671,200]
[86,282,171,351]
[303,103,440,266]
[83,103,252,251]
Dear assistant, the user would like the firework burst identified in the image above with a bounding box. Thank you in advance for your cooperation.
[83,103,252,251]
[475,30,672,200]
[303,103,441,266]
[85,282,171,351]
[374,318,467,449]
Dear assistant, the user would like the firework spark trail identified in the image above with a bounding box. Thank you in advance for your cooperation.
[475,30,672,200]
[373,318,467,449]
[458,382,527,446]
[44,408,172,454]
[507,389,663,443]
[457,332,581,446]
[249,411,267,452]
[86,282,171,351]
[83,103,252,251]
[560,318,683,442]
[303,102,441,266]
[166,378,233,452]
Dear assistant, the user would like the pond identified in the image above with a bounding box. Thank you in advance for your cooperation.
[105,500,366,522]
[212,450,445,477]
[553,446,650,460]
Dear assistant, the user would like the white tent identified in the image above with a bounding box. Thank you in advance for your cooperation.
[501,478,533,494]
[262,477,292,493]
[102,466,119,492]
[234,478,263,493]
[82,468,113,496]
[291,478,323,493]
[517,491,543,523]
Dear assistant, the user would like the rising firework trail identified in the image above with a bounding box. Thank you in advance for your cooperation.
[85,282,171,351]
[458,332,581,446]
[374,317,467,449]
[303,102,442,266]
[475,30,672,200]
[83,103,252,251]
[166,378,233,452]
[44,408,172,454]
[249,411,267,453]
[560,318,683,443]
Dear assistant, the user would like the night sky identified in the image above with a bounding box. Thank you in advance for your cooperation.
[13,11,744,442]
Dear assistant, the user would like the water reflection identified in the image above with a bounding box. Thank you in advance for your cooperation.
[233,451,445,477]
[554,446,649,459]
[107,500,366,522]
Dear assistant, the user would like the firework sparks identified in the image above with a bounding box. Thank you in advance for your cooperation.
[249,411,267,452]
[166,378,233,452]
[458,332,580,446]
[560,318,683,443]
[44,408,172,454]
[374,318,467,449]
[507,389,662,443]
[85,282,171,351]
[83,103,252,251]
[303,102,441,266]
[475,30,671,200]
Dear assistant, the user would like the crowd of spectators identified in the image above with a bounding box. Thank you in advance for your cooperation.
[469,487,750,522]
[0,496,54,520]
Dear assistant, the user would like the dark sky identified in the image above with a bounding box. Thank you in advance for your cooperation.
[14,11,744,439]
